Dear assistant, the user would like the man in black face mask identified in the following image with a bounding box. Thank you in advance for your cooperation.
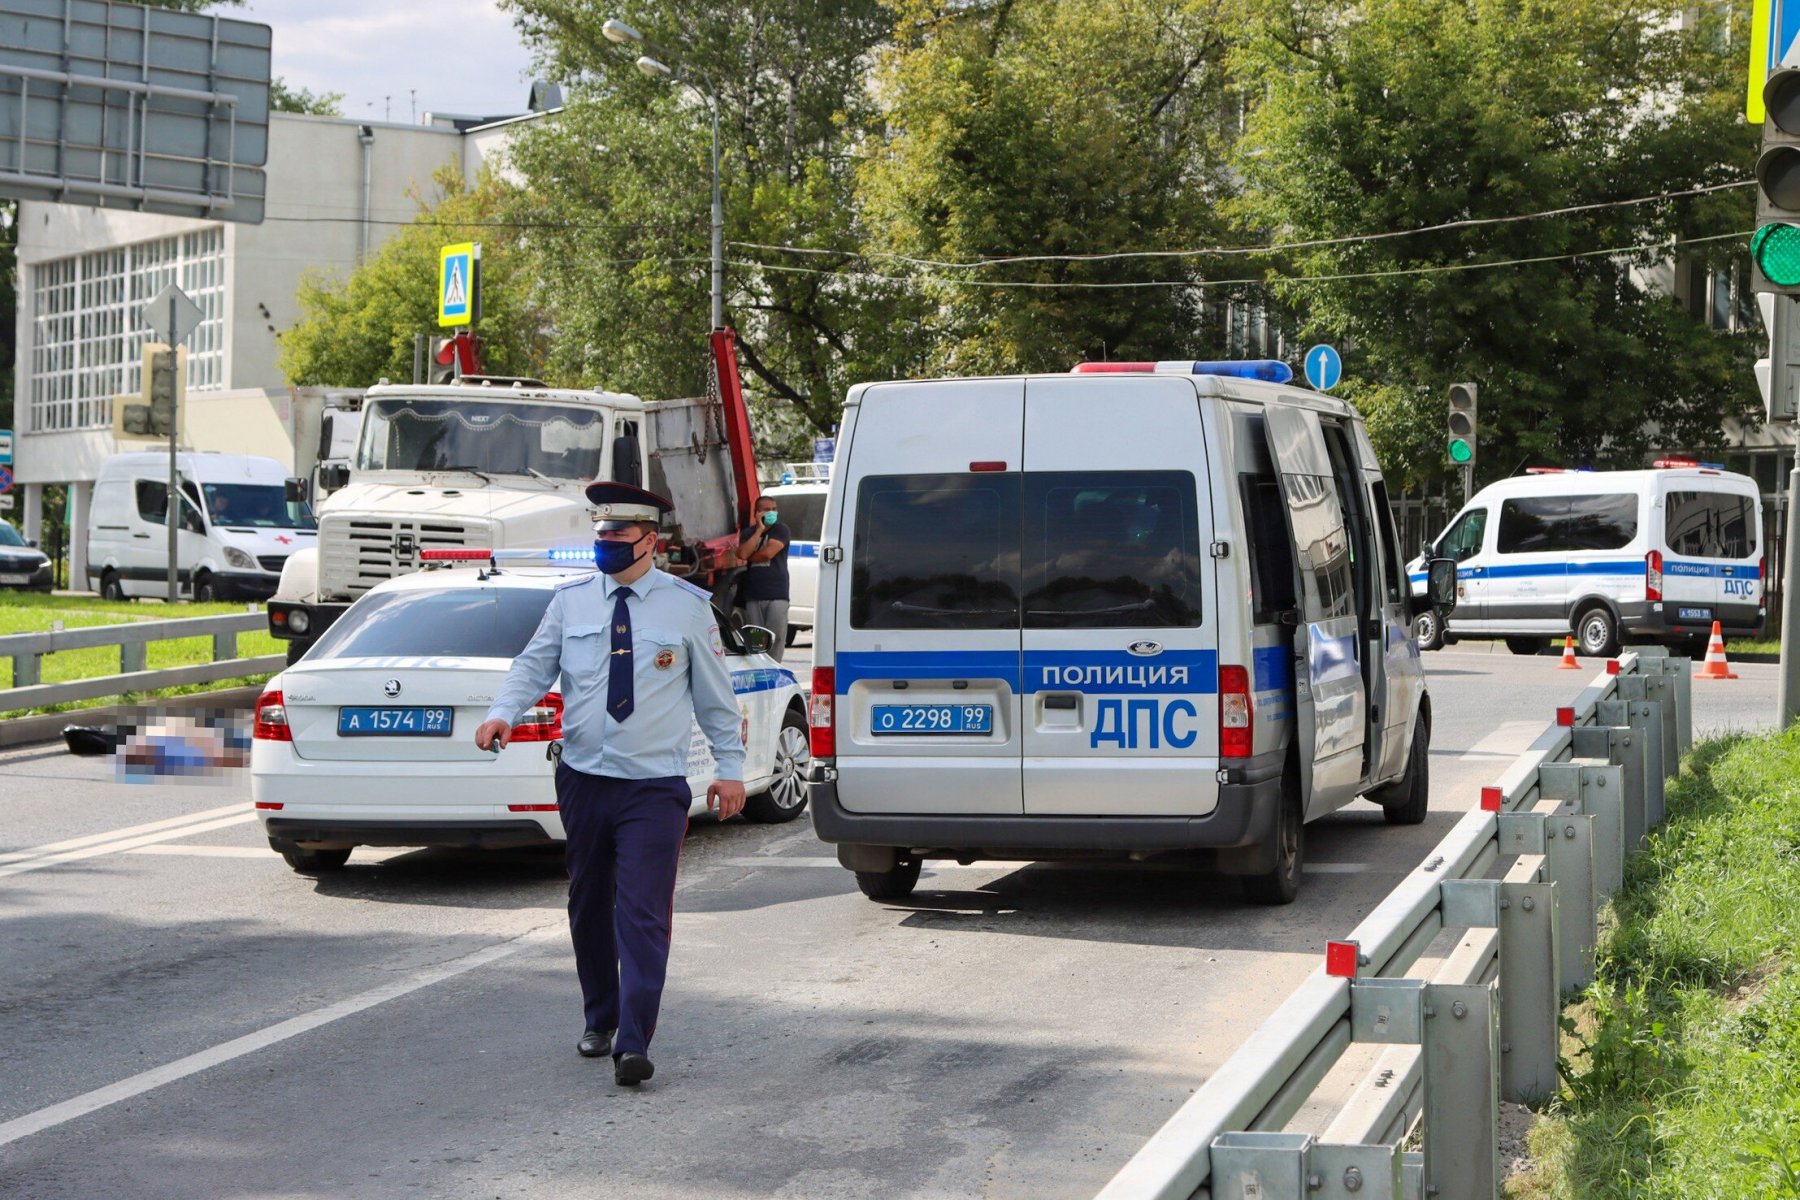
[476,482,745,1087]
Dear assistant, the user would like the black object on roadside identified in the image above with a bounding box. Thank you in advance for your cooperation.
[62,725,119,756]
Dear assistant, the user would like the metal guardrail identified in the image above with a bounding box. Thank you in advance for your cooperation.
[0,611,283,711]
[1099,650,1690,1200]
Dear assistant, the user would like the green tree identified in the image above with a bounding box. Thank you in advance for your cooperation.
[499,0,899,455]
[1228,0,1759,487]
[858,0,1240,375]
[271,78,344,117]
[279,168,546,387]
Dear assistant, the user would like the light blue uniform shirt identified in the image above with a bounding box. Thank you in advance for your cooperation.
[486,568,745,782]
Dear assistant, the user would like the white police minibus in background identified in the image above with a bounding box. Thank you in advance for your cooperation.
[761,462,830,645]
[806,359,1456,905]
[1406,463,1764,657]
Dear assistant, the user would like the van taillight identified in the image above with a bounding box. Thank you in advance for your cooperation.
[1646,550,1662,603]
[1219,665,1252,758]
[510,693,563,742]
[810,668,835,758]
[253,690,292,741]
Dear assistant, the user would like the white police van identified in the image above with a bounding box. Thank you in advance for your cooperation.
[1407,464,1764,656]
[806,360,1455,905]
[761,463,831,644]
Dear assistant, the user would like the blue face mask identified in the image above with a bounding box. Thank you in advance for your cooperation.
[761,511,779,526]
[594,535,649,575]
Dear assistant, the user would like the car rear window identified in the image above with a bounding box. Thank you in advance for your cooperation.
[306,588,555,660]
[1665,490,1757,558]
[1496,493,1637,554]
[849,470,1202,630]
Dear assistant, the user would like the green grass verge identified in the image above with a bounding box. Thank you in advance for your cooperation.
[1,593,281,717]
[1511,728,1800,1197]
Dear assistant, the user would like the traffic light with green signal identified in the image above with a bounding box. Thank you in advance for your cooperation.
[1447,382,1477,467]
[1754,66,1800,292]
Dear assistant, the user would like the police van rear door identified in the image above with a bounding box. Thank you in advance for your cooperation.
[830,379,1026,816]
[1263,404,1367,812]
[1017,374,1219,816]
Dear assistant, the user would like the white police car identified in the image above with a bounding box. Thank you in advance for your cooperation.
[250,551,808,873]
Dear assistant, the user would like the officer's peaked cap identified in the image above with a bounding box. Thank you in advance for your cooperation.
[587,481,674,530]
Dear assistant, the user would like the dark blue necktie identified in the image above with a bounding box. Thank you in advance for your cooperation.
[608,587,635,722]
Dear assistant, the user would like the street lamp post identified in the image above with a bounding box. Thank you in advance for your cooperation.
[604,19,725,332]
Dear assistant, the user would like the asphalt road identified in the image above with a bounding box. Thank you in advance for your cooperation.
[0,644,1777,1199]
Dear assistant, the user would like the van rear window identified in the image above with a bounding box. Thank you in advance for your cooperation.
[1665,490,1756,558]
[1497,494,1637,553]
[849,471,1202,630]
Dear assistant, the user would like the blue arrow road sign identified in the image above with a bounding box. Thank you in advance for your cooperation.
[1304,344,1343,391]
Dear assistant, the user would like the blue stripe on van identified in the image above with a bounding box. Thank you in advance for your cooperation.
[1663,560,1761,578]
[731,668,798,695]
[789,542,820,558]
[1253,645,1291,693]
[1410,559,1757,583]
[834,650,1218,694]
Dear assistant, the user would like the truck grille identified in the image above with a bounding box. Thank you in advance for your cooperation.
[257,555,287,573]
[319,518,481,595]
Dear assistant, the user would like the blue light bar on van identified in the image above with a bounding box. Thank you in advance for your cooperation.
[419,547,597,566]
[1069,359,1295,383]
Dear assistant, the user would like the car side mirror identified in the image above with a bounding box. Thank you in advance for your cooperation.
[1427,557,1457,617]
[284,476,309,504]
[321,464,350,491]
[740,624,775,655]
[27,538,38,549]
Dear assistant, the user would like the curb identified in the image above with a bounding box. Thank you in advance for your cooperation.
[0,684,269,750]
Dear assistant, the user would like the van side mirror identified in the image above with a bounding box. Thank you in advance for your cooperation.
[285,476,309,504]
[612,435,643,488]
[740,624,775,655]
[1427,557,1457,617]
[321,464,351,491]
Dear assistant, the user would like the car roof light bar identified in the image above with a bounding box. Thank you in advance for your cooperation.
[1069,359,1295,383]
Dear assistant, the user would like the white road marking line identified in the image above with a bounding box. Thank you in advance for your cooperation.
[125,844,271,859]
[0,923,562,1149]
[0,802,249,866]
[0,814,255,880]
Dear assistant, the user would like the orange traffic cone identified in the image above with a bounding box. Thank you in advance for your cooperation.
[1558,635,1581,669]
[1696,620,1738,680]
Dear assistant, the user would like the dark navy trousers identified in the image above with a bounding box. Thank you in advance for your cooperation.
[554,764,690,1057]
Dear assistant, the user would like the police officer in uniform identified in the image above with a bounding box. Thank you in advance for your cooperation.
[475,482,745,1087]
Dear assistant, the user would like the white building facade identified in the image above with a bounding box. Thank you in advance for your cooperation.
[9,105,539,588]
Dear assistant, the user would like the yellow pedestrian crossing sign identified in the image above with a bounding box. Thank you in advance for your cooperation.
[438,242,480,327]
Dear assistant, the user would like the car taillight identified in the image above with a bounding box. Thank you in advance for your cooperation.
[1646,549,1662,603]
[510,693,563,742]
[810,667,835,758]
[1219,665,1252,758]
[253,690,292,742]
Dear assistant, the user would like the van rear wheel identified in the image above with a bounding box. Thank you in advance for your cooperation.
[276,844,352,873]
[1242,768,1304,906]
[1504,637,1543,656]
[100,570,126,601]
[855,857,922,901]
[1576,607,1619,658]
[1376,715,1431,826]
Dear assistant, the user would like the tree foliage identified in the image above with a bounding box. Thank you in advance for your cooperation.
[278,168,547,387]
[858,0,1238,375]
[1227,0,1759,487]
[271,78,344,117]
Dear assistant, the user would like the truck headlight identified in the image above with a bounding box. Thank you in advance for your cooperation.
[224,547,257,569]
[286,608,311,635]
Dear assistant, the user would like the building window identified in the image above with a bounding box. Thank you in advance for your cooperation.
[28,228,227,433]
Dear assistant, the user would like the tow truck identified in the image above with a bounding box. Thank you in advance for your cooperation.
[268,330,761,662]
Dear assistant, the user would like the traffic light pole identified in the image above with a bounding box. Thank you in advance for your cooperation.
[1781,454,1800,727]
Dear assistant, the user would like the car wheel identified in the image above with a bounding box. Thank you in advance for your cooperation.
[1413,609,1444,651]
[100,570,127,601]
[1242,766,1304,905]
[1375,714,1431,826]
[744,708,810,824]
[285,639,311,666]
[855,857,922,901]
[1504,636,1543,656]
[194,573,219,603]
[278,845,352,873]
[1576,606,1619,658]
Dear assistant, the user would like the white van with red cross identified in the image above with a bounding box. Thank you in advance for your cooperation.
[804,360,1456,905]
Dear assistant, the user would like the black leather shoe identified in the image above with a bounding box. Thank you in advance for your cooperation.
[578,1029,612,1059]
[613,1052,655,1086]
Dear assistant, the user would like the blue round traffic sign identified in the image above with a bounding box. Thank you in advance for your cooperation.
[0,465,13,494]
[1303,344,1343,391]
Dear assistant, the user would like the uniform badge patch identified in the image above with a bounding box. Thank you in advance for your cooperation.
[708,624,725,658]
[655,648,676,670]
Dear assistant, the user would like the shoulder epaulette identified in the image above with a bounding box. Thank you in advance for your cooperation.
[670,575,714,603]
[553,573,598,590]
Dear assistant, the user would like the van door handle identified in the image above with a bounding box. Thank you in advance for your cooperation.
[1042,693,1078,710]
[132,533,151,539]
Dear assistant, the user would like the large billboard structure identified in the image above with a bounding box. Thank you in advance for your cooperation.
[0,0,270,223]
